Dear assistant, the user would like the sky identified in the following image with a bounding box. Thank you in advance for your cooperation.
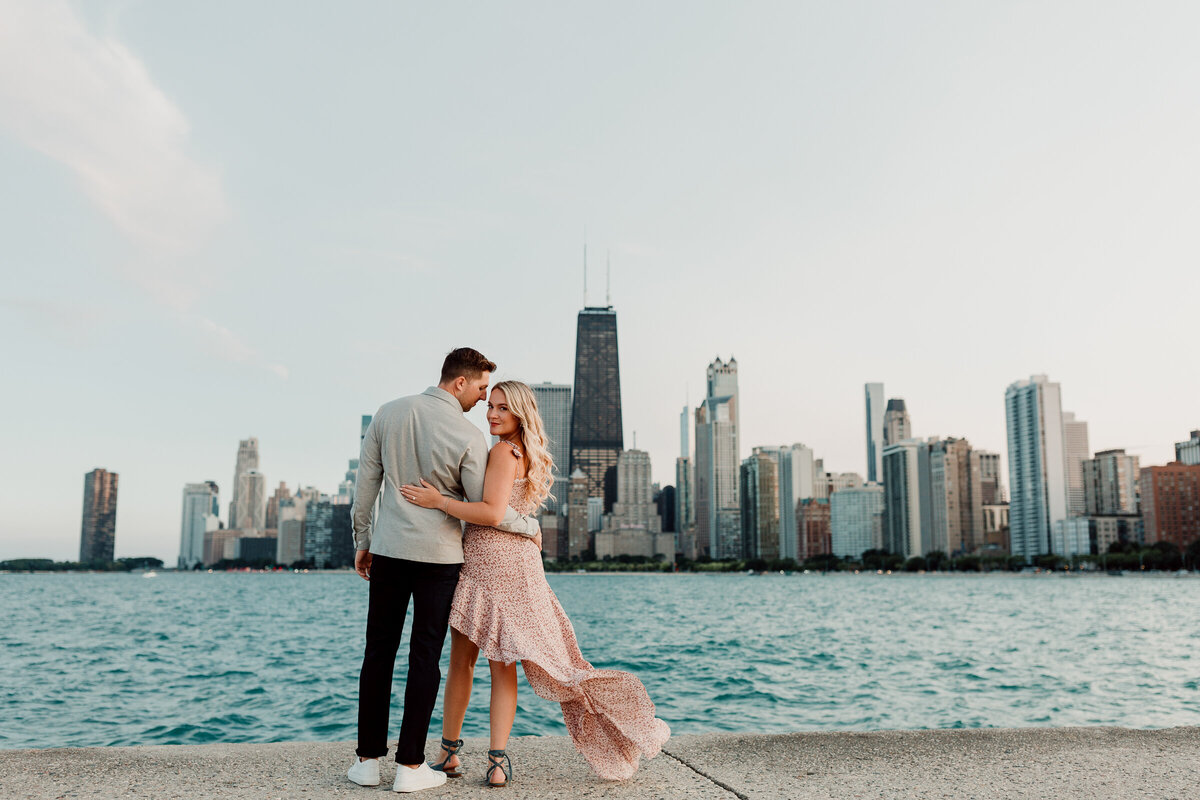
[2,1,1198,563]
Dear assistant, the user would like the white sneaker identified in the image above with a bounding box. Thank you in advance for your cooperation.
[393,762,448,793]
[347,757,381,786]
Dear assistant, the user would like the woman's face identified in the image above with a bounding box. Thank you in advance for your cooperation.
[486,388,520,438]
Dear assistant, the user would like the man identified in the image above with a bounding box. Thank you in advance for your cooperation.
[347,347,540,793]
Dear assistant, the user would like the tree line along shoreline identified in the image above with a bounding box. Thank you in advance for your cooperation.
[4,539,1198,574]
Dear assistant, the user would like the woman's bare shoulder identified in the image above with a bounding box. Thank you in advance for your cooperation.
[488,440,523,461]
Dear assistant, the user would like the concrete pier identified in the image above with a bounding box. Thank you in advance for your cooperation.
[3,727,1197,799]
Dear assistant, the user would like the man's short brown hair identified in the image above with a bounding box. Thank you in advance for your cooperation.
[440,347,497,383]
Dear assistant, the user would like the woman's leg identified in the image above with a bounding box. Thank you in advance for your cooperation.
[439,628,479,771]
[487,659,518,784]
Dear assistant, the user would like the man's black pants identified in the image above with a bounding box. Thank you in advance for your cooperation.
[356,555,461,764]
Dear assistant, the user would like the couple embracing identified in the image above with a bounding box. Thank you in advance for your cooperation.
[347,347,670,792]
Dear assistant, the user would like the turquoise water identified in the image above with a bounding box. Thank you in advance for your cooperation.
[2,572,1198,749]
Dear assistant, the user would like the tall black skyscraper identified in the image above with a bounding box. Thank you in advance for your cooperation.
[569,306,624,511]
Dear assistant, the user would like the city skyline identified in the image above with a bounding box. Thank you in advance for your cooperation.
[4,2,1200,561]
[7,333,1200,563]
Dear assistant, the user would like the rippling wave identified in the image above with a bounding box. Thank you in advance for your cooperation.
[1,571,1198,749]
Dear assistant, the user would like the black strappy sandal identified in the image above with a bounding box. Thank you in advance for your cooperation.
[431,737,464,778]
[485,749,512,788]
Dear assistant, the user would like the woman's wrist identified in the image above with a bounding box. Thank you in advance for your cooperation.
[441,497,450,512]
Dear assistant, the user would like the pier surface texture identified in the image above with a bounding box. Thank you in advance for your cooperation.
[2,728,1197,799]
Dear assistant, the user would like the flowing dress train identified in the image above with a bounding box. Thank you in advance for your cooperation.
[448,478,671,780]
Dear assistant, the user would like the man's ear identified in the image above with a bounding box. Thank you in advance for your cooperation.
[453,375,467,394]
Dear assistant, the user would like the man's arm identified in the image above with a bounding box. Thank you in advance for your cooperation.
[495,506,540,537]
[461,435,540,538]
[352,413,384,551]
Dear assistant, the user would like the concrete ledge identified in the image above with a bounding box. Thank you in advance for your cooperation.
[2,728,1197,799]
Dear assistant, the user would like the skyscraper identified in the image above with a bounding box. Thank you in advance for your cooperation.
[1140,462,1200,551]
[566,468,589,559]
[707,357,740,432]
[532,382,572,514]
[595,450,671,561]
[830,484,885,559]
[695,357,740,559]
[928,438,974,555]
[1176,430,1200,465]
[179,481,219,569]
[970,450,1003,551]
[883,399,911,447]
[80,468,118,563]
[1062,412,1090,516]
[882,439,932,558]
[1005,375,1068,560]
[675,406,695,549]
[276,494,308,566]
[569,307,623,510]
[265,481,290,530]
[235,469,267,531]
[864,383,885,482]
[228,438,259,528]
[776,443,818,562]
[797,498,831,560]
[824,472,864,496]
[656,486,676,533]
[674,457,693,527]
[304,500,354,569]
[740,451,780,560]
[1083,449,1140,515]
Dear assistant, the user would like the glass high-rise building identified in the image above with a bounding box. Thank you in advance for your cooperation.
[695,357,741,559]
[864,383,885,483]
[80,468,118,563]
[228,437,259,528]
[179,481,219,569]
[532,382,572,514]
[569,307,623,511]
[675,406,695,538]
[830,484,885,559]
[928,437,974,555]
[882,439,932,558]
[1005,375,1069,560]
[883,399,911,447]
[304,500,354,569]
[740,451,780,561]
[1062,412,1090,516]
[776,443,818,562]
[1083,449,1140,515]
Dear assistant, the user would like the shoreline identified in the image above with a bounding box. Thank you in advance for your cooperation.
[3,567,1197,577]
[4,727,1197,798]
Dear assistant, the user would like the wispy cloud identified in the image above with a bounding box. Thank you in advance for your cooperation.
[191,315,289,380]
[0,2,287,380]
[0,0,228,255]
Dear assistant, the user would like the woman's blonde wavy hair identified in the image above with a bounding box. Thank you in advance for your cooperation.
[493,380,555,510]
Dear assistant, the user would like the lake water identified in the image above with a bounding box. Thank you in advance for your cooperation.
[2,571,1198,749]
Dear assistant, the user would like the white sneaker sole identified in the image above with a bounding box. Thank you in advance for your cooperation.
[347,761,381,786]
[393,771,448,792]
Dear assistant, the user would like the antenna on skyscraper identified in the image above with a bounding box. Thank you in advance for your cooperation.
[606,251,611,306]
[583,240,588,307]
[633,430,637,449]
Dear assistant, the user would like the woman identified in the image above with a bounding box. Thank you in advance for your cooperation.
[400,380,669,786]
